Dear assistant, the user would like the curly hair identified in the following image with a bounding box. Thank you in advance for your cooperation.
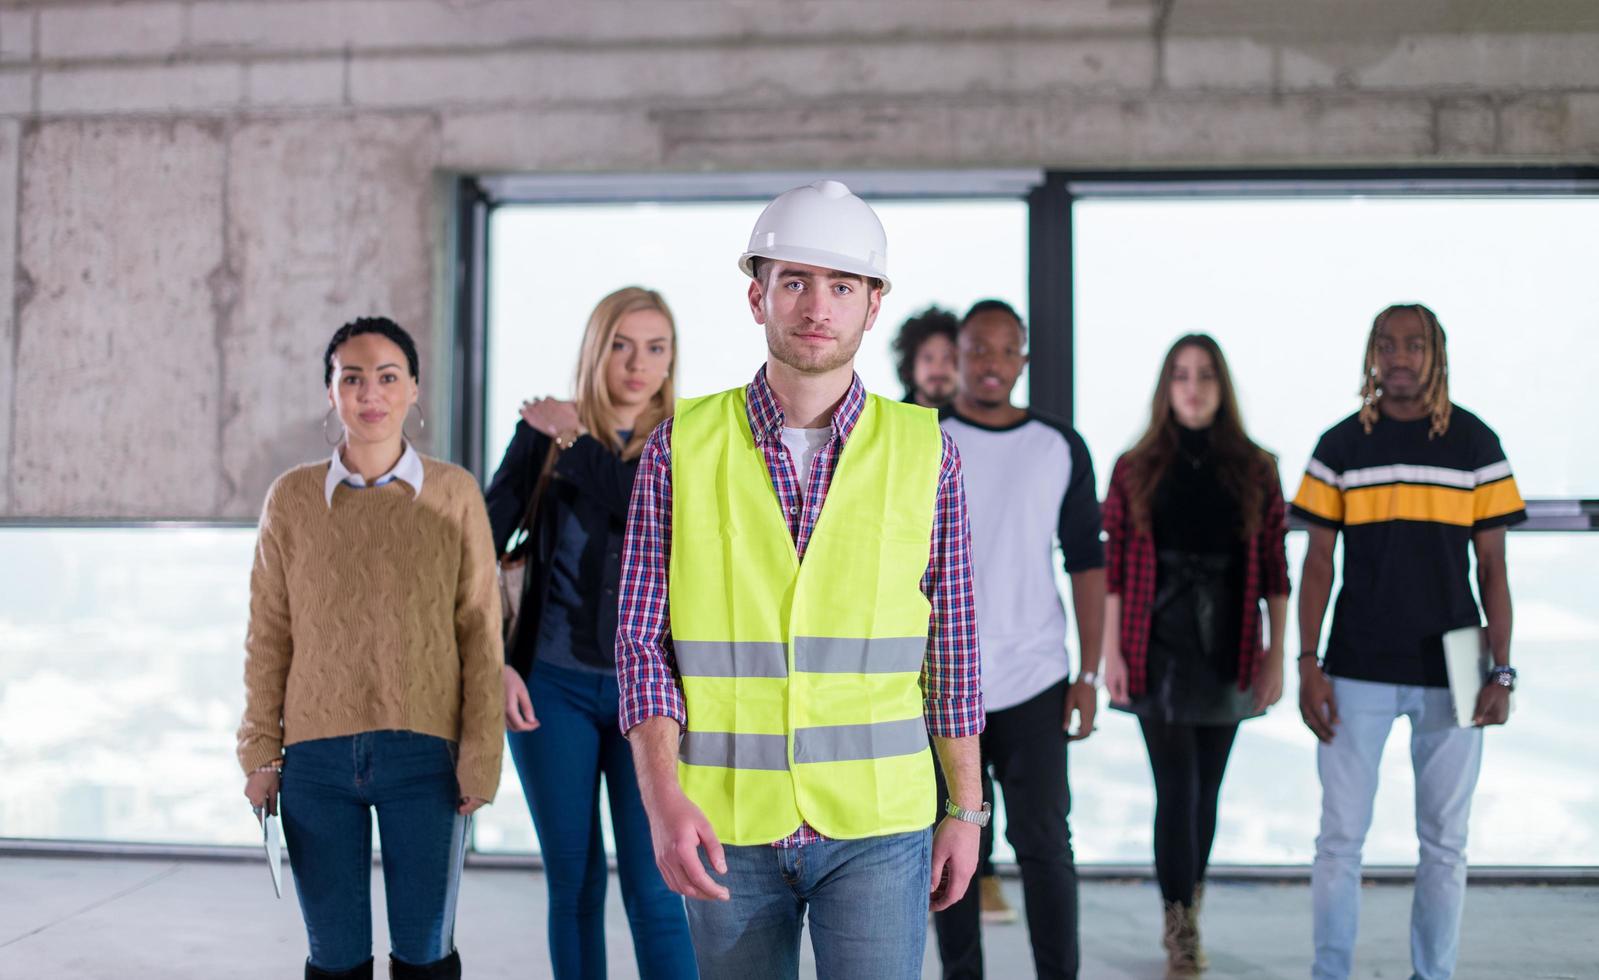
[890,305,958,399]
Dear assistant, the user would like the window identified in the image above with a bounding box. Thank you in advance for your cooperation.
[0,524,259,846]
[1072,194,1599,499]
[8,171,1590,867]
[1062,185,1599,865]
[483,196,1030,467]
[474,174,1033,853]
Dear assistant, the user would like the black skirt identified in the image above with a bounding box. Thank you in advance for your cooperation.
[1117,549,1260,726]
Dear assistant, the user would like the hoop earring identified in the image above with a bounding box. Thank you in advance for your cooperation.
[404,404,426,442]
[323,408,344,447]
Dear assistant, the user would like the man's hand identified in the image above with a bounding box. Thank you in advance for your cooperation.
[644,787,729,902]
[1473,683,1511,727]
[520,397,582,439]
[1065,679,1097,741]
[1298,658,1339,743]
[244,770,279,816]
[929,816,980,912]
[458,796,489,816]
[503,665,539,732]
[1252,649,1285,713]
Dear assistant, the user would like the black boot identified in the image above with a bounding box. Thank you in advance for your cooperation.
[305,958,374,980]
[389,950,461,980]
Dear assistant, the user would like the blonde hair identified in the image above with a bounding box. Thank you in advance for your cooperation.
[1358,303,1451,439]
[572,287,677,460]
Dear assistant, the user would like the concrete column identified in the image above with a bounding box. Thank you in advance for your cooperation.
[218,114,441,517]
[12,120,227,517]
[0,119,17,514]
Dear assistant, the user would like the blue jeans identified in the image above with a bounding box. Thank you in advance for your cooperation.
[686,828,933,980]
[1311,677,1484,980]
[280,730,469,972]
[508,660,696,980]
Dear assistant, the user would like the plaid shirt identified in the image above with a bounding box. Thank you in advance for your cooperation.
[1102,453,1290,697]
[616,366,984,847]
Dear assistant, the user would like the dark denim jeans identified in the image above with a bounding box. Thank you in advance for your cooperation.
[507,660,696,980]
[280,730,469,972]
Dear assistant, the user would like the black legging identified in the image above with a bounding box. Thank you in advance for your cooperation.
[977,765,996,877]
[1138,717,1238,906]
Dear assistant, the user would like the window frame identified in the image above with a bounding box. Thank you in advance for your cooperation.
[1033,166,1599,532]
[454,165,1599,532]
[4,167,1595,863]
[449,169,1045,483]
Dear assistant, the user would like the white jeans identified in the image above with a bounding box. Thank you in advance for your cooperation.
[1310,677,1483,980]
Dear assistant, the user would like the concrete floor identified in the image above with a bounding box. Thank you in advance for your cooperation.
[1,856,1595,979]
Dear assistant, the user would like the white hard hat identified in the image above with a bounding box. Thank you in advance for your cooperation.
[738,180,891,294]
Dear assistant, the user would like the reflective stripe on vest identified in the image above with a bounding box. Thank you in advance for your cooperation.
[676,637,927,677]
[793,717,928,764]
[681,731,788,771]
[668,385,944,845]
[675,640,788,678]
[795,636,926,674]
[682,717,929,769]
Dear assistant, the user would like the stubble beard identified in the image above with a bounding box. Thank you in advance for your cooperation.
[918,381,956,407]
[768,317,867,376]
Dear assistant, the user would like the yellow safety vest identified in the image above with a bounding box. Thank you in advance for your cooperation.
[669,385,944,845]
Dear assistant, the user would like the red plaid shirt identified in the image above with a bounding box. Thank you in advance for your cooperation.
[616,366,984,847]
[1102,453,1290,697]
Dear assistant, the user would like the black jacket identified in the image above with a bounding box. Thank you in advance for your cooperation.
[484,420,640,678]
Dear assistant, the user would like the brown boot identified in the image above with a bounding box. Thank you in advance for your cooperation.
[1162,901,1201,978]
[979,874,1019,924]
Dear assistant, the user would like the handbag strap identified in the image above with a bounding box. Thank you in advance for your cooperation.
[505,440,559,563]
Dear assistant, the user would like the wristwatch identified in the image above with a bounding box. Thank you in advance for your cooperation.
[1075,670,1099,688]
[944,798,992,828]
[1487,665,1517,691]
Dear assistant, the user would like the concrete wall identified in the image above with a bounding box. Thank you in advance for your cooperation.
[1,0,1596,518]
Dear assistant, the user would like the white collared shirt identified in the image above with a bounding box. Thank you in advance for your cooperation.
[324,441,425,507]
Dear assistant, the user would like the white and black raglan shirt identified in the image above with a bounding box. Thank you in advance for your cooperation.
[942,411,1105,712]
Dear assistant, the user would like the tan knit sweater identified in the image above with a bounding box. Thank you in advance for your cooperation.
[236,456,504,802]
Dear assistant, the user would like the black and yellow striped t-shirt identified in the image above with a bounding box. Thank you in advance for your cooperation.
[1291,406,1526,687]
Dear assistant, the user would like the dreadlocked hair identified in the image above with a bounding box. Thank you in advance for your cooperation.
[1358,303,1452,439]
